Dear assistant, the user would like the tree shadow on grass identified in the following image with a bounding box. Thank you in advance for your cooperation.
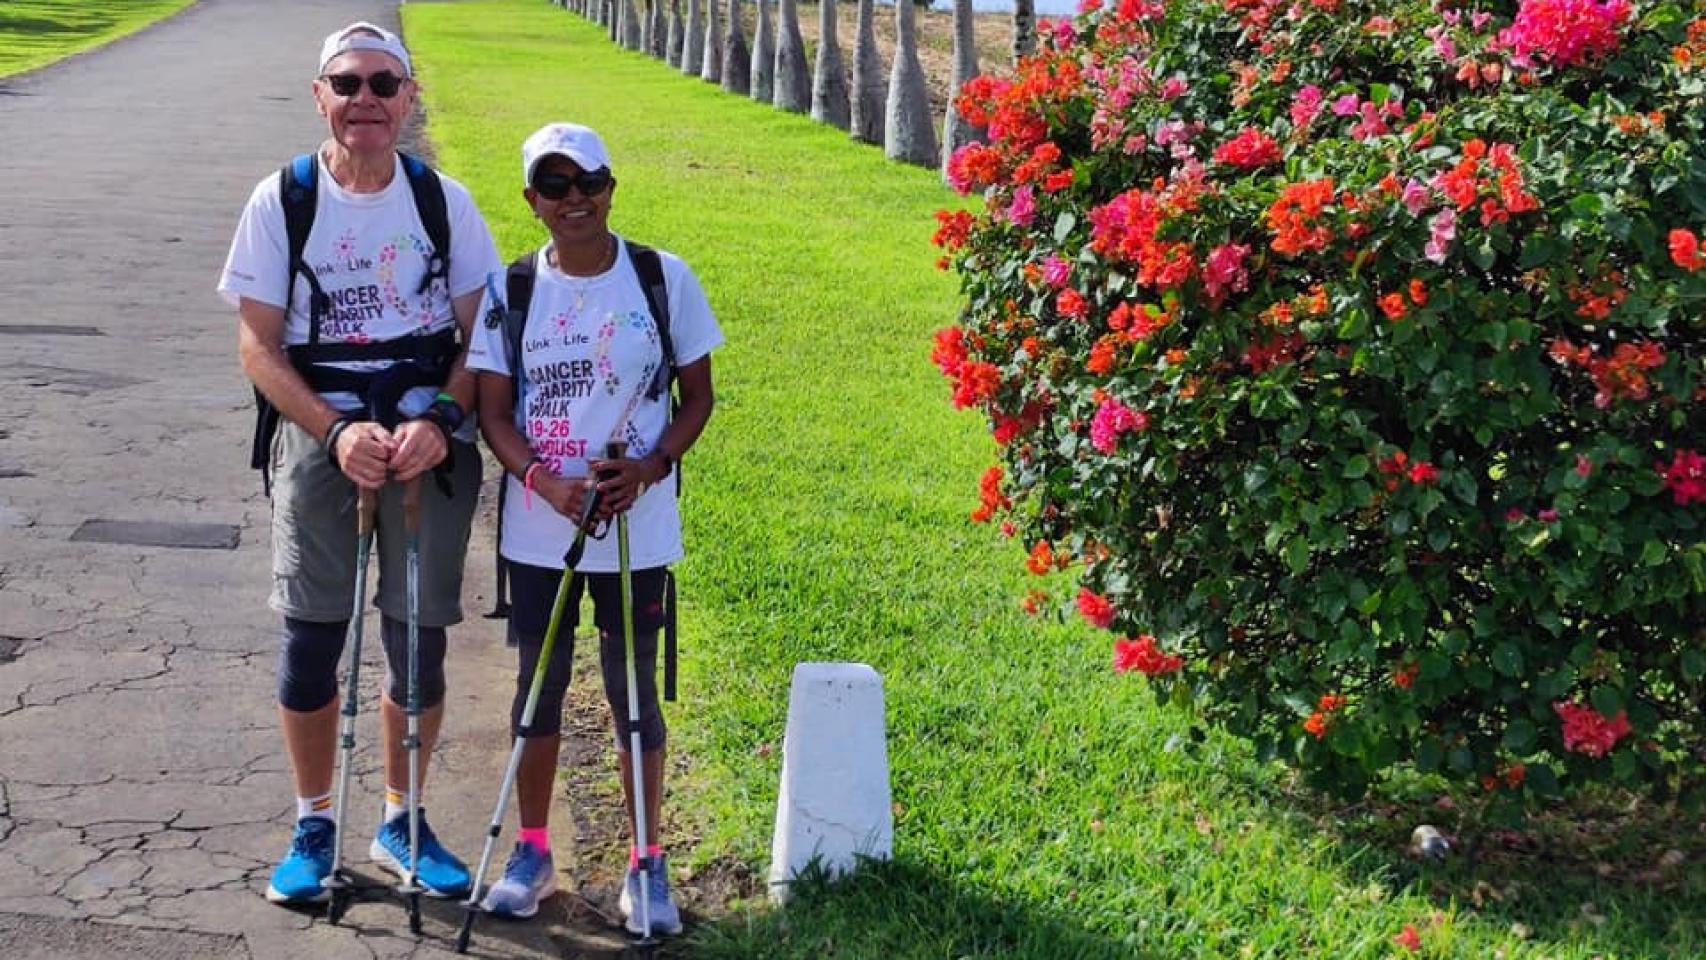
[682,857,1148,960]
[1279,776,1706,957]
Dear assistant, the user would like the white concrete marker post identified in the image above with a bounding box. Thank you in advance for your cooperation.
[767,662,893,904]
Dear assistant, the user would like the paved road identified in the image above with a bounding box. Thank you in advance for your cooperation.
[0,2,645,956]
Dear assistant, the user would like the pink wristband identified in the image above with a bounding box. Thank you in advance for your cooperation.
[523,461,547,511]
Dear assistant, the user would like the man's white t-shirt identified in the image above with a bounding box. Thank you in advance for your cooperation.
[466,239,723,573]
[217,153,501,434]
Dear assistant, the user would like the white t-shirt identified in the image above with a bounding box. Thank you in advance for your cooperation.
[217,153,501,435]
[466,239,723,573]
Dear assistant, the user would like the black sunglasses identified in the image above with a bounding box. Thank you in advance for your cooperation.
[320,71,406,98]
[532,168,613,201]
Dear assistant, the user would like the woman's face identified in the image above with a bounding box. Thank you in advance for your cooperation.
[525,154,616,248]
[313,49,415,156]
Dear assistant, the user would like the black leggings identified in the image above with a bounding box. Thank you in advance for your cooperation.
[277,616,447,712]
[507,563,667,751]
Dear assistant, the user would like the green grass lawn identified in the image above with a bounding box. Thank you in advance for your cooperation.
[0,0,195,79]
[403,3,1704,957]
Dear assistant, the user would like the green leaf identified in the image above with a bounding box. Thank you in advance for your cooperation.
[1569,193,1603,217]
[1502,718,1537,753]
[1342,455,1370,480]
[1681,650,1706,682]
[1053,211,1077,244]
[1641,540,1668,566]
[1591,686,1624,718]
[1491,643,1524,677]
[1283,536,1311,575]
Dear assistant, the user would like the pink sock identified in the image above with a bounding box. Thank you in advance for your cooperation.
[629,844,664,868]
[518,827,550,853]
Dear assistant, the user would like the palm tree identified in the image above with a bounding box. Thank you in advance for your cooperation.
[722,0,751,93]
[622,0,643,50]
[885,0,937,165]
[701,0,725,83]
[667,0,686,66]
[649,0,667,56]
[810,0,850,129]
[1013,0,1036,63]
[849,0,884,144]
[773,0,810,112]
[682,0,704,74]
[941,0,981,174]
[750,0,776,102]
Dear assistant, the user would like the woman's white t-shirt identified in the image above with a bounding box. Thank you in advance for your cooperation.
[466,239,723,573]
[217,153,501,432]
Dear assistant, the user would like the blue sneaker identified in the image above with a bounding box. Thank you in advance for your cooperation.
[480,841,557,918]
[617,854,682,936]
[265,817,335,904]
[368,808,471,898]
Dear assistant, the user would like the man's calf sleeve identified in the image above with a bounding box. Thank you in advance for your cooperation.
[278,617,347,712]
[380,616,448,709]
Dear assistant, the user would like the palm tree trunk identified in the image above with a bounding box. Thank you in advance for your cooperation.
[667,0,685,64]
[942,0,981,174]
[849,0,884,144]
[701,0,724,83]
[1013,0,1036,63]
[682,0,704,74]
[722,0,751,93]
[885,0,937,165]
[774,0,810,112]
[811,0,850,129]
[750,0,776,102]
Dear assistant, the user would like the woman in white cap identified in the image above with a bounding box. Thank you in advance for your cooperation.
[465,122,721,933]
[219,21,501,906]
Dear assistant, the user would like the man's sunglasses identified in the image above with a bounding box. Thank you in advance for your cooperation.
[320,71,407,98]
[533,168,614,200]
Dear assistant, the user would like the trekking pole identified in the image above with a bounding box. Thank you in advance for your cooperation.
[610,440,658,948]
[325,486,379,924]
[398,478,426,934]
[455,478,607,954]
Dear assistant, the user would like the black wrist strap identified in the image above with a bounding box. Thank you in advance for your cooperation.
[322,416,357,467]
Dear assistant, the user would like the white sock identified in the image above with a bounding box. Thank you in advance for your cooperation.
[384,787,408,823]
[297,792,334,823]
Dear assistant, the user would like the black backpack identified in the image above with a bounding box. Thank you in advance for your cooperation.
[487,241,680,700]
[248,150,459,493]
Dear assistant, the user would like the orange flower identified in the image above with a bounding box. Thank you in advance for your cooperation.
[1407,278,1428,306]
[1303,712,1330,739]
[1026,540,1055,575]
[1378,292,1409,320]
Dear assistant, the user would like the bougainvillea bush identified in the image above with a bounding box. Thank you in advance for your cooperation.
[934,0,1705,799]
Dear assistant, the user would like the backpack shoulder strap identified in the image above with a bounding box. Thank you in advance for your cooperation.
[502,254,538,399]
[625,241,675,400]
[399,152,452,296]
[279,154,327,345]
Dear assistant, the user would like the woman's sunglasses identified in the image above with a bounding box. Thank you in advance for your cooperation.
[533,168,614,201]
[320,71,406,99]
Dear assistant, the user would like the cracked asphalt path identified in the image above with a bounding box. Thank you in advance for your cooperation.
[0,2,651,956]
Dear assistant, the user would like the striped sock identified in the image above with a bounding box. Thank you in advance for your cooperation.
[383,787,407,823]
[297,792,334,823]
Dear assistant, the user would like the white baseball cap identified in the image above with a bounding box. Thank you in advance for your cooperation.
[318,21,413,77]
[522,122,612,186]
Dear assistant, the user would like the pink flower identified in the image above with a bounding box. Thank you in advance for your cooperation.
[1077,588,1116,629]
[1431,29,1459,60]
[1052,18,1078,47]
[1425,209,1457,263]
[1393,924,1422,953]
[1471,10,1493,29]
[1290,85,1323,128]
[1554,700,1633,757]
[1202,243,1251,299]
[1407,462,1440,485]
[1007,186,1037,227]
[1401,179,1430,216]
[1159,74,1189,99]
[1658,449,1706,505]
[1506,508,1527,523]
[1350,102,1391,141]
[1089,397,1149,453]
[1043,254,1073,288]
[1331,94,1361,117]
[1538,508,1559,522]
[1575,454,1593,477]
[1499,0,1632,68]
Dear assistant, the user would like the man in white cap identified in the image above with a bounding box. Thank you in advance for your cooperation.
[218,21,501,906]
[464,122,721,934]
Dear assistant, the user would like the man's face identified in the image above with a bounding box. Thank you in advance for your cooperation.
[313,49,415,154]
[525,155,616,245]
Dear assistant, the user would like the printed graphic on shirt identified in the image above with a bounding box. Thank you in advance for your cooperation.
[520,306,658,472]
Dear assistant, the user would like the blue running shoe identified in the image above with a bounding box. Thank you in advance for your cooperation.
[480,841,557,918]
[368,808,471,898]
[265,817,335,904]
[617,854,682,936]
